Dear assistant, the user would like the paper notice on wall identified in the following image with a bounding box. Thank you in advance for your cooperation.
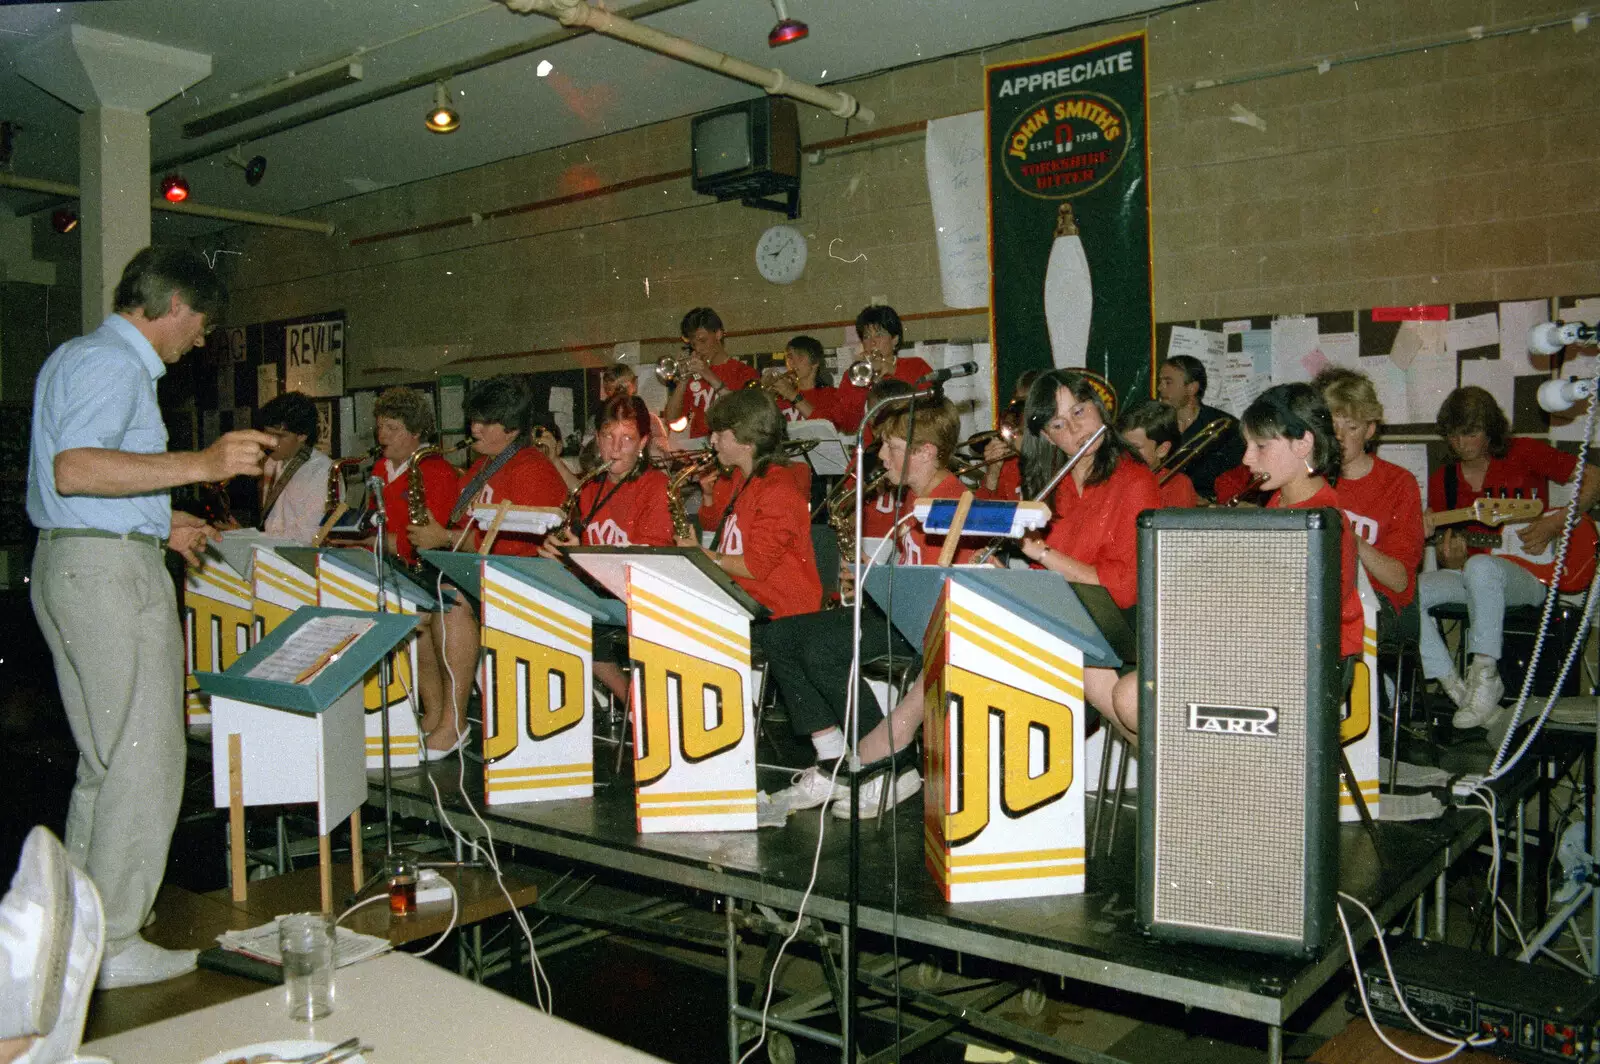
[1446,312,1499,354]
[924,111,990,310]
[1367,355,1409,424]
[1269,317,1318,384]
[1459,356,1516,411]
[1219,331,1272,417]
[1566,298,1600,325]
[257,363,279,405]
[548,386,573,413]
[1405,351,1457,425]
[283,317,345,397]
[1498,299,1550,372]
[1376,442,1430,509]
[613,340,641,365]
[352,390,377,450]
[635,357,668,418]
[1319,332,1359,371]
[935,342,994,438]
[339,396,357,458]
[1389,319,1446,370]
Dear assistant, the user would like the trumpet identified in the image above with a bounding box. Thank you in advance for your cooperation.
[654,353,686,386]
[1155,417,1231,486]
[753,366,798,394]
[1219,471,1270,507]
[958,401,1024,458]
[845,359,879,388]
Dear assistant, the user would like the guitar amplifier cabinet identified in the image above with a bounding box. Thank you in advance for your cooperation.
[1136,508,1342,956]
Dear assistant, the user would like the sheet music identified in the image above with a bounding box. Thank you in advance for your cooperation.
[788,419,849,475]
[471,505,565,533]
[247,615,375,683]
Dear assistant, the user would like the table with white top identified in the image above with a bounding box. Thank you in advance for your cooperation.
[83,952,667,1064]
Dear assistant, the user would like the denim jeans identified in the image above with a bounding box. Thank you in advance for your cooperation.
[1416,554,1550,680]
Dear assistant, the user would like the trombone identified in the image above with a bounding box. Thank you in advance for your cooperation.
[971,424,1107,565]
[1154,416,1231,486]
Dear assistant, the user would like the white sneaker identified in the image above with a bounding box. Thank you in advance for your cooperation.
[768,766,849,814]
[1437,671,1468,709]
[97,937,196,990]
[0,826,105,1064]
[832,769,922,820]
[1453,659,1505,729]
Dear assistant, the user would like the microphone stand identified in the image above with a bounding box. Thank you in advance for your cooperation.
[845,386,936,1063]
[367,471,397,862]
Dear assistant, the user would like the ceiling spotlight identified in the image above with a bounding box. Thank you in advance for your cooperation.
[51,208,78,234]
[227,148,268,186]
[161,174,190,203]
[425,82,460,134]
[767,0,808,46]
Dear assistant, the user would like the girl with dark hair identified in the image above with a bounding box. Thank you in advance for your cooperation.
[1239,382,1362,661]
[685,388,821,618]
[829,304,936,433]
[1418,386,1600,730]
[1011,369,1159,737]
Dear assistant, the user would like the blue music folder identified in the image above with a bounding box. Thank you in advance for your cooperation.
[862,566,1123,671]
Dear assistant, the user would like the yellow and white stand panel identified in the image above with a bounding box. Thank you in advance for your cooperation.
[626,564,757,833]
[923,578,1087,902]
[183,552,254,728]
[1341,567,1381,823]
[479,561,595,805]
[316,554,422,770]
[252,545,318,640]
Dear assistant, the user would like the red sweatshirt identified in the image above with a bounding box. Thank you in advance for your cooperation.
[1040,454,1160,610]
[455,447,568,556]
[1272,483,1363,658]
[1334,457,1424,610]
[575,466,676,547]
[375,452,459,564]
[711,466,822,618]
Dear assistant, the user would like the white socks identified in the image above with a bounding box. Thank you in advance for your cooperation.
[811,728,846,761]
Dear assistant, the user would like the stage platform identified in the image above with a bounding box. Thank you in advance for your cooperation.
[372,753,1488,1063]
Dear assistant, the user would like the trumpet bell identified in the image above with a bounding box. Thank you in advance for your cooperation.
[654,355,683,386]
[846,360,878,388]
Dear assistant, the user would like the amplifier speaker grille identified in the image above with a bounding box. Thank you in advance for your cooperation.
[1137,510,1339,956]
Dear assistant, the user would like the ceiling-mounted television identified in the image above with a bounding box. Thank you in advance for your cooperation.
[691,97,800,218]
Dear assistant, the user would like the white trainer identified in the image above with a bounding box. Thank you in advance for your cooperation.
[768,766,849,814]
[831,769,922,820]
[97,937,197,990]
[1437,671,1468,709]
[1453,658,1505,729]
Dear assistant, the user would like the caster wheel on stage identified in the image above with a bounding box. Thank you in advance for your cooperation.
[916,960,944,987]
[767,1030,795,1064]
[1021,985,1047,1017]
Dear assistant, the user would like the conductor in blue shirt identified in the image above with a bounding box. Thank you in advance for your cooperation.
[27,247,274,989]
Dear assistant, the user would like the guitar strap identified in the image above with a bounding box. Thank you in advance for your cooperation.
[1444,463,1459,511]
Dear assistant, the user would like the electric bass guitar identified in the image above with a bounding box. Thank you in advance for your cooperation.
[1429,497,1598,593]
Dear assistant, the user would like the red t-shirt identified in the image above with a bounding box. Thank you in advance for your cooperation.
[680,359,758,438]
[883,473,979,566]
[700,462,811,529]
[1158,472,1199,509]
[375,453,459,564]
[780,386,842,426]
[575,466,675,547]
[1041,453,1160,610]
[456,447,569,556]
[861,483,898,539]
[712,466,822,618]
[977,456,1022,501]
[1272,483,1363,658]
[830,355,937,434]
[1427,437,1579,553]
[1334,457,1424,610]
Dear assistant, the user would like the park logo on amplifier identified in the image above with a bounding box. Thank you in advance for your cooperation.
[1186,703,1279,737]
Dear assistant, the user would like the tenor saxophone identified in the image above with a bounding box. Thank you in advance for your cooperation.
[665,450,720,543]
[828,466,890,605]
[405,444,444,525]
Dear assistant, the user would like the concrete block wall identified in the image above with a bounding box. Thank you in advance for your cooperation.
[222,0,1600,387]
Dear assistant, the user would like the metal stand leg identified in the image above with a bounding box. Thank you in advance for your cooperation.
[1267,1023,1283,1064]
[1435,872,1446,940]
[727,896,740,1064]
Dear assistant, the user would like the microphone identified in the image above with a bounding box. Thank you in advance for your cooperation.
[1529,321,1600,356]
[917,362,979,386]
[1537,377,1597,415]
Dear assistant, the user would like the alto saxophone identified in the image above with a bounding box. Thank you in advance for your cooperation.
[665,450,721,543]
[827,466,890,605]
[405,444,444,525]
[554,463,614,542]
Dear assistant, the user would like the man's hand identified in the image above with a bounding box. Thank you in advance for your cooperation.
[1437,528,1468,570]
[200,430,275,482]
[540,528,578,559]
[407,514,452,552]
[1513,512,1564,555]
[167,521,218,566]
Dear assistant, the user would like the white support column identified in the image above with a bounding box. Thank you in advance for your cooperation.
[16,25,210,330]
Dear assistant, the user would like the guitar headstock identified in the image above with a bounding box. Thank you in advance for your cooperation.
[1472,497,1544,526]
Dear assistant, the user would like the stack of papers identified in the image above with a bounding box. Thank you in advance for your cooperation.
[217,918,391,969]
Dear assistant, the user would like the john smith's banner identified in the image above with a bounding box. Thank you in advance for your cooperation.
[986,32,1153,408]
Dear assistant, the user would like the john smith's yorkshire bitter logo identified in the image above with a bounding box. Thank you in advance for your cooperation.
[1001,91,1130,199]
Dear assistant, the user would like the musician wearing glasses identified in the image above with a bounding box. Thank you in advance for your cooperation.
[1157,354,1245,500]
[1316,368,1424,645]
[257,391,332,544]
[1417,386,1600,732]
[830,305,935,434]
[661,307,757,440]
[683,388,821,619]
[759,396,970,822]
[1117,399,1200,508]
[540,394,674,704]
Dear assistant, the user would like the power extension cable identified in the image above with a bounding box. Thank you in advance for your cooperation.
[1451,774,1487,798]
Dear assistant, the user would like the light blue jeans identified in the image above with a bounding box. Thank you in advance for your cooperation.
[1417,554,1550,680]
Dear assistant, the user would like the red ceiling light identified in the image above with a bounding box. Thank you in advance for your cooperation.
[767,0,807,46]
[51,208,78,234]
[161,174,190,203]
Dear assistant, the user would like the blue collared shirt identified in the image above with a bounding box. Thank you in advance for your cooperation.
[27,314,172,537]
